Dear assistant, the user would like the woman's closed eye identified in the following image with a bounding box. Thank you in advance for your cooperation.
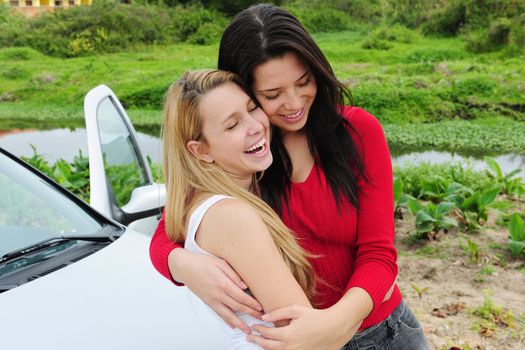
[226,121,238,130]
[263,94,279,101]
[297,77,310,88]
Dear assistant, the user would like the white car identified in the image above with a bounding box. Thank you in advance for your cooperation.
[0,86,228,349]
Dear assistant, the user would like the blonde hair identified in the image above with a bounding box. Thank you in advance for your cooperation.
[162,69,315,301]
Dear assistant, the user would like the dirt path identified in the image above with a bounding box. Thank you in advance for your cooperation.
[395,213,525,350]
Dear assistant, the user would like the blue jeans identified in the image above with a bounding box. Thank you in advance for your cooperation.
[342,301,430,350]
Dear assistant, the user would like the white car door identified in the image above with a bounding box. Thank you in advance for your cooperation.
[84,85,165,235]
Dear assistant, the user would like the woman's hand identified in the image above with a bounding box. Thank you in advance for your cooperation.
[247,305,361,350]
[168,248,263,334]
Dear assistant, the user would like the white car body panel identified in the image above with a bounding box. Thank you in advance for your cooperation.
[0,228,228,349]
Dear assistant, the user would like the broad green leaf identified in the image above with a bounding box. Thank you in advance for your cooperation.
[393,178,403,203]
[484,156,502,179]
[478,187,500,208]
[509,213,525,241]
[445,194,463,207]
[441,216,458,228]
[505,169,522,180]
[462,192,480,210]
[416,210,437,225]
[407,198,423,214]
[508,239,525,257]
[436,202,455,216]
[416,221,434,233]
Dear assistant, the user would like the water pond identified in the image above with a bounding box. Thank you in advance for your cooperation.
[1,128,524,175]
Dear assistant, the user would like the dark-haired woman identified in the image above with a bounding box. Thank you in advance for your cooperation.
[150,4,429,349]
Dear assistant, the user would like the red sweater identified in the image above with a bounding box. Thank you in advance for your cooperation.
[149,106,401,330]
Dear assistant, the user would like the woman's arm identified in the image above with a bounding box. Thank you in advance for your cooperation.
[197,198,312,316]
[149,211,263,333]
[247,108,398,349]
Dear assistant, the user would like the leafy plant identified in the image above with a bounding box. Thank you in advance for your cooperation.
[393,177,409,218]
[447,186,500,232]
[410,283,428,300]
[467,239,481,263]
[484,156,524,197]
[508,213,525,258]
[21,145,90,202]
[407,198,457,239]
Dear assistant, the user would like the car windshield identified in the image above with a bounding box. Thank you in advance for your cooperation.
[0,151,103,257]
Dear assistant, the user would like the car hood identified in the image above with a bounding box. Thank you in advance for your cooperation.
[0,229,227,350]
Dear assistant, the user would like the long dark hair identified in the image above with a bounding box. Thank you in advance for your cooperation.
[218,3,366,214]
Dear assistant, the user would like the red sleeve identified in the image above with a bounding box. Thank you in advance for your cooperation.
[343,107,398,312]
[149,210,184,285]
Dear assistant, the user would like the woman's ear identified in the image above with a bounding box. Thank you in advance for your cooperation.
[187,140,214,163]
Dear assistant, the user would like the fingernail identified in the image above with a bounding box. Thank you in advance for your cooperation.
[261,314,269,321]
[240,281,248,289]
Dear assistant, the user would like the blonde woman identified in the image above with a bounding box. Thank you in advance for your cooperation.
[162,70,335,349]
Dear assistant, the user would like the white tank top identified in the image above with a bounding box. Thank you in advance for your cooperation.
[184,195,274,349]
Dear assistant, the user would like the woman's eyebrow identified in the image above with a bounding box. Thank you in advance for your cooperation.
[220,113,238,126]
[256,71,309,93]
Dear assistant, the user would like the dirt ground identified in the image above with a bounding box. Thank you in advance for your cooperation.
[394,210,525,350]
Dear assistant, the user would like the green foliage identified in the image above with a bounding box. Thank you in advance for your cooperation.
[452,77,496,98]
[285,4,350,33]
[508,213,525,258]
[21,145,90,202]
[188,22,225,45]
[448,186,500,231]
[393,163,495,199]
[121,84,169,110]
[484,157,524,197]
[420,0,466,37]
[106,163,143,207]
[202,0,279,16]
[362,24,418,51]
[393,177,406,218]
[385,121,525,155]
[1,67,30,80]
[1,3,228,57]
[0,5,29,48]
[417,175,463,203]
[407,198,457,239]
[410,282,428,299]
[467,239,481,263]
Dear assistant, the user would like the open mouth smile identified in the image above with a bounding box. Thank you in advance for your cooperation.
[244,138,267,155]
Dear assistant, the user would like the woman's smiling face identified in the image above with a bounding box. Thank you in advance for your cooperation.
[194,81,272,185]
[252,51,317,134]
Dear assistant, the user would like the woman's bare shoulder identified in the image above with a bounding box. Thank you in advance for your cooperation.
[196,197,268,252]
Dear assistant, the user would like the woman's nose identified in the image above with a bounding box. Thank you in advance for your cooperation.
[283,91,302,111]
[247,116,264,135]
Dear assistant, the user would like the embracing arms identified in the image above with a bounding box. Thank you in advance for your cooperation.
[196,198,311,317]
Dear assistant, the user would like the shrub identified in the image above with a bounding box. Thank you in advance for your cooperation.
[0,5,29,48]
[421,0,466,36]
[489,17,512,46]
[361,36,392,50]
[1,2,229,57]
[169,4,228,42]
[285,5,350,33]
[120,84,170,109]
[510,13,525,48]
[188,21,224,45]
[452,77,496,98]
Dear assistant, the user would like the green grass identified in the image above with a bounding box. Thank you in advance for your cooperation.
[1,29,524,154]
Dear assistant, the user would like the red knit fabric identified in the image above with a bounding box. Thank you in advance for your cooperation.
[149,106,401,330]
